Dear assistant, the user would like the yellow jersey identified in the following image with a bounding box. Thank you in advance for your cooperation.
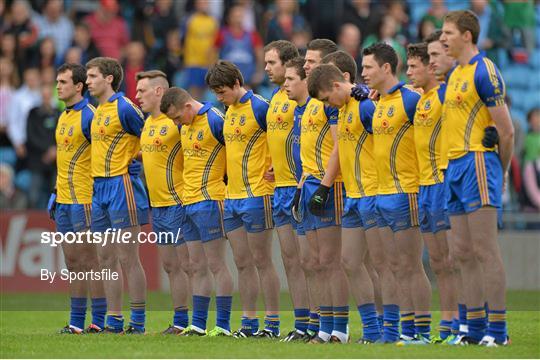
[140,113,183,207]
[338,97,377,198]
[443,53,505,161]
[300,98,341,181]
[414,84,445,185]
[181,103,227,204]
[266,86,297,187]
[372,82,421,194]
[91,92,145,177]
[55,98,94,204]
[223,90,274,199]
[182,12,218,67]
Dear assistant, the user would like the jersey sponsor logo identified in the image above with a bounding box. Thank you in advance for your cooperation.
[224,128,247,142]
[141,138,168,152]
[58,138,75,152]
[184,143,208,158]
[337,128,356,141]
[268,116,290,130]
[373,120,394,135]
[301,117,319,133]
[414,113,434,127]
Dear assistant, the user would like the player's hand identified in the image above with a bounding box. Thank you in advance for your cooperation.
[351,83,370,101]
[291,188,302,222]
[264,166,275,182]
[47,189,57,220]
[482,126,499,148]
[128,159,142,177]
[308,184,330,217]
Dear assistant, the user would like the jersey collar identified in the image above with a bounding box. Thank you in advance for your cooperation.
[107,92,124,102]
[198,102,212,115]
[387,81,405,94]
[69,98,88,111]
[468,52,484,65]
[239,90,253,104]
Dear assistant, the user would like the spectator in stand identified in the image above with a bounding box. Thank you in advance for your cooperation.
[123,41,147,105]
[503,0,536,54]
[147,0,179,52]
[64,46,82,64]
[71,22,101,65]
[362,15,407,72]
[386,0,410,46]
[420,0,446,30]
[151,29,182,87]
[25,83,59,209]
[342,0,382,41]
[29,37,57,70]
[265,0,309,43]
[470,0,510,62]
[7,67,41,160]
[214,3,265,89]
[84,0,129,60]
[0,163,27,209]
[291,28,311,57]
[337,23,362,72]
[5,0,39,64]
[522,108,540,213]
[0,57,19,165]
[33,0,74,64]
[418,17,436,43]
[181,0,219,100]
[1,32,18,65]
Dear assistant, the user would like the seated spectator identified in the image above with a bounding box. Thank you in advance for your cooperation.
[33,0,74,64]
[522,108,540,213]
[265,0,309,43]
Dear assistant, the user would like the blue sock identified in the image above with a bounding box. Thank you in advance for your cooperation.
[91,298,106,329]
[216,296,232,331]
[319,306,333,335]
[487,309,507,343]
[294,308,310,333]
[240,316,258,335]
[451,317,460,334]
[467,306,487,342]
[173,306,189,329]
[415,314,431,338]
[483,302,489,330]
[400,312,415,338]
[333,305,349,336]
[377,313,384,334]
[129,302,146,331]
[358,303,381,341]
[307,310,320,333]
[264,314,280,335]
[192,295,210,331]
[70,297,87,330]
[458,303,468,335]
[439,319,453,339]
[250,318,259,333]
[383,304,400,342]
[106,313,124,331]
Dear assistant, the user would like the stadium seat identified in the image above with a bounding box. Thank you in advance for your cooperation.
[503,65,531,89]
[530,49,540,69]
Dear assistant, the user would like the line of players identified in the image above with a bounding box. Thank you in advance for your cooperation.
[50,9,512,347]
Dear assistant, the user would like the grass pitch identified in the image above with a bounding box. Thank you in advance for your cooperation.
[1,291,539,358]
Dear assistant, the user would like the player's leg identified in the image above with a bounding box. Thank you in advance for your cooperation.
[298,229,322,339]
[365,255,383,328]
[447,228,467,338]
[185,239,212,335]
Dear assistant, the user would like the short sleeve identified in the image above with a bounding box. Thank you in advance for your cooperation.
[208,108,225,145]
[251,94,270,131]
[401,88,421,123]
[81,105,95,142]
[474,58,506,107]
[118,97,146,136]
[359,99,375,134]
[324,105,339,125]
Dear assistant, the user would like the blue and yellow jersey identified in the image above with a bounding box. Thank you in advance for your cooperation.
[443,53,505,161]
[338,97,377,198]
[91,92,145,178]
[55,98,94,204]
[181,103,226,205]
[300,98,341,181]
[223,90,273,199]
[372,82,421,194]
[140,113,183,207]
[182,12,218,67]
[292,97,309,183]
[266,86,297,187]
[414,84,445,185]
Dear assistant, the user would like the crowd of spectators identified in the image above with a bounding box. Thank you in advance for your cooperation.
[0,0,539,220]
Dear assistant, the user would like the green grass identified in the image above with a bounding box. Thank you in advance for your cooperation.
[1,291,539,358]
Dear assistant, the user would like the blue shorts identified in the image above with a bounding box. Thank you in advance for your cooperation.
[151,205,185,246]
[224,195,274,233]
[183,200,226,242]
[301,176,345,231]
[91,174,149,232]
[185,67,208,88]
[419,184,451,234]
[341,196,378,230]
[445,152,503,215]
[375,193,420,232]
[56,203,92,233]
[273,186,303,232]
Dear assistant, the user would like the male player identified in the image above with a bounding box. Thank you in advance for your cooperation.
[86,57,149,334]
[135,70,191,335]
[263,40,310,341]
[441,10,513,346]
[51,63,106,334]
[361,43,432,343]
[205,60,281,338]
[160,87,234,337]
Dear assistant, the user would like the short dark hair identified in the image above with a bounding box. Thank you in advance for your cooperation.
[57,63,87,94]
[424,30,442,44]
[322,50,357,83]
[86,57,123,91]
[307,64,345,99]
[306,39,338,59]
[264,40,299,65]
[407,42,429,65]
[136,69,169,87]
[444,10,480,45]
[284,57,307,80]
[362,42,398,75]
[160,87,192,114]
[205,60,244,89]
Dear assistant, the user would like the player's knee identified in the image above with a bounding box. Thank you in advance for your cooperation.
[189,257,208,275]
[341,254,360,275]
[161,258,181,275]
[97,251,117,269]
[64,254,85,272]
[233,254,254,272]
[299,253,317,274]
[429,255,447,276]
[452,242,476,264]
[117,251,139,269]
[280,251,298,271]
[206,257,225,275]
